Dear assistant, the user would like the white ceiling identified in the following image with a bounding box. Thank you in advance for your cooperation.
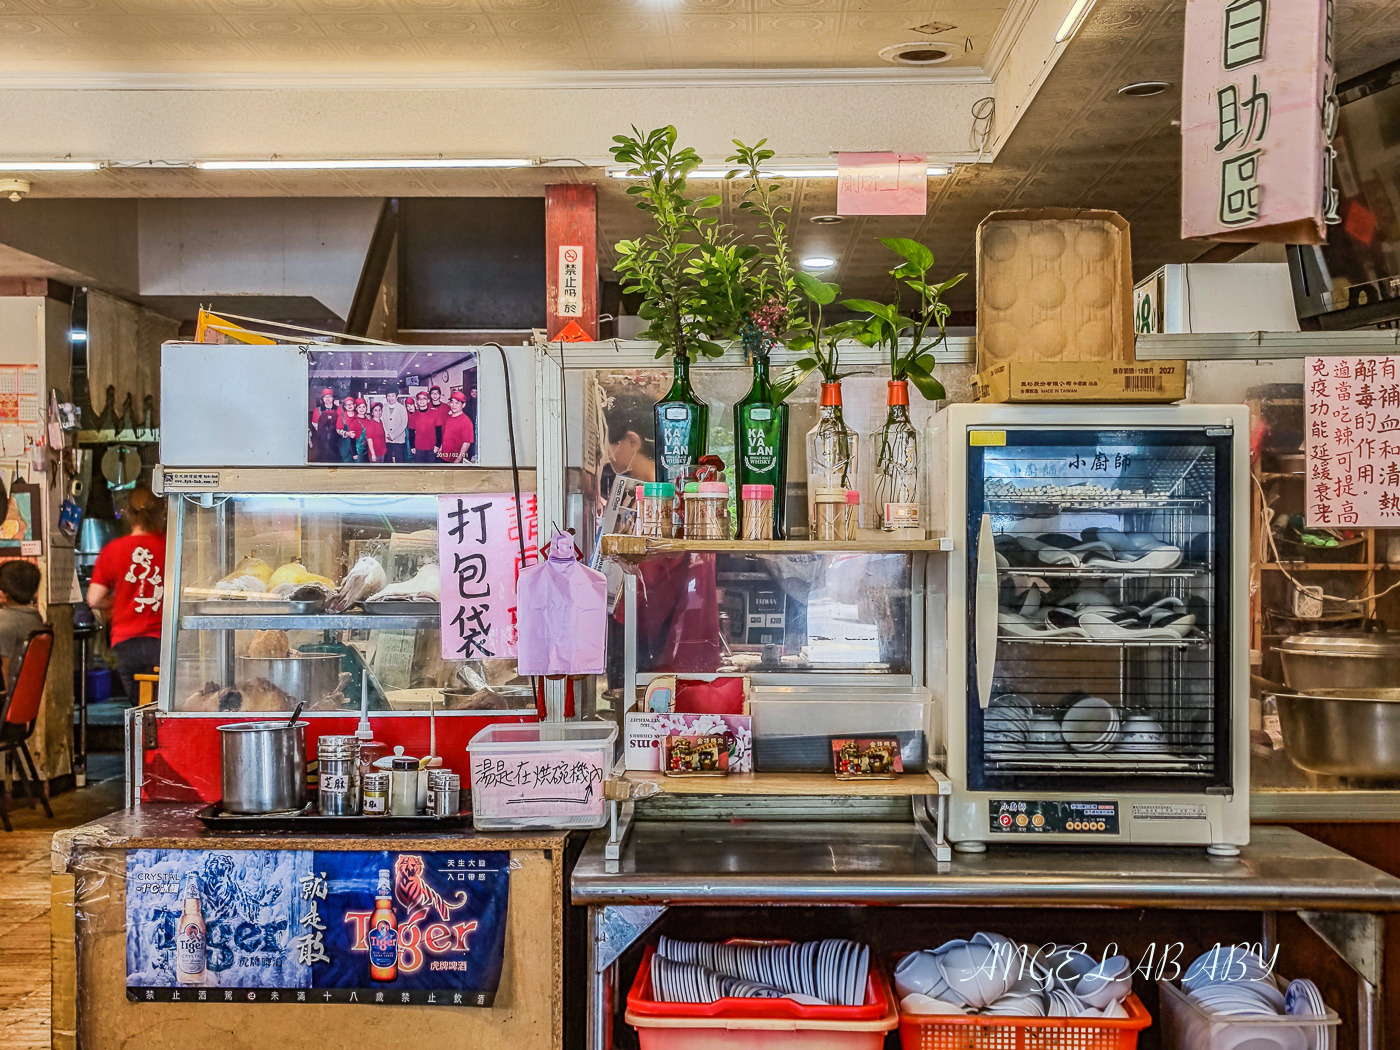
[0,0,1009,73]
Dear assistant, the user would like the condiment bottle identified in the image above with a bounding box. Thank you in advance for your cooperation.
[389,756,420,816]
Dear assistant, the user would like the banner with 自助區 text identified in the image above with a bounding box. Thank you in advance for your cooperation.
[125,848,509,1006]
[1181,0,1338,243]
[437,492,539,661]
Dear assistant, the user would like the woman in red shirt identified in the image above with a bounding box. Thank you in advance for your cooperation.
[87,486,166,704]
[363,401,388,463]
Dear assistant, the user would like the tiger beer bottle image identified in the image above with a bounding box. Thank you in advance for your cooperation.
[175,873,207,984]
[367,869,398,982]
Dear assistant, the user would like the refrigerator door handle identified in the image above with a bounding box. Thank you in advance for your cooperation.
[974,512,998,709]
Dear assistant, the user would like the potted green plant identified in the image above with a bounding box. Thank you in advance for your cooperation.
[720,139,799,537]
[610,126,729,485]
[841,238,966,531]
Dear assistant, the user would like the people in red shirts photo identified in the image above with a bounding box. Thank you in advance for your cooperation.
[437,390,475,463]
[87,486,166,704]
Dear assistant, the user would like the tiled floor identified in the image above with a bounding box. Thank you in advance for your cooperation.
[0,755,124,1050]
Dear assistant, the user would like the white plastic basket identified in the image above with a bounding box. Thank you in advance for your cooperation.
[1158,976,1339,1050]
[466,721,617,830]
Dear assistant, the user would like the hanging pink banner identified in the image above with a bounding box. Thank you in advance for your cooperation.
[1181,0,1336,244]
[1304,356,1400,527]
[438,492,539,660]
[837,152,927,216]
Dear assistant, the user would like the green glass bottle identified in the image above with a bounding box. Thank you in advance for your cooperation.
[653,354,708,487]
[733,352,789,539]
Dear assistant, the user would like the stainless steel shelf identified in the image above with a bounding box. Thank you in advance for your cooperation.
[998,634,1210,648]
[1000,567,1208,579]
[572,823,1400,908]
[179,614,440,630]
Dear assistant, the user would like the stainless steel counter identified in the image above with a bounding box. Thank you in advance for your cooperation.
[572,822,1400,910]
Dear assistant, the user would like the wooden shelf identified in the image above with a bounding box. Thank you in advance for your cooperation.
[600,534,952,558]
[608,770,944,799]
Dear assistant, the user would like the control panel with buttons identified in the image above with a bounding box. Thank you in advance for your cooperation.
[988,800,1119,835]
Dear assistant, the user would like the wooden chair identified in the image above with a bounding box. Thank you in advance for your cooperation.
[0,628,54,832]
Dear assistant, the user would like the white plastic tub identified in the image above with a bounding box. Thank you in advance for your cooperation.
[466,722,617,830]
[1158,976,1339,1050]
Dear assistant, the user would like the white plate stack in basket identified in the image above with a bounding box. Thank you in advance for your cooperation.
[1159,948,1339,1050]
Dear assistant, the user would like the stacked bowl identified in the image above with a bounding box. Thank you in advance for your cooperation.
[894,935,1134,1019]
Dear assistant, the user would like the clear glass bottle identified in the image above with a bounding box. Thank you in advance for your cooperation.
[654,355,709,488]
[733,353,788,539]
[805,381,859,532]
[875,379,921,531]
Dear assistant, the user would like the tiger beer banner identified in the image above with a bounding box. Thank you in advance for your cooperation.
[125,848,509,1006]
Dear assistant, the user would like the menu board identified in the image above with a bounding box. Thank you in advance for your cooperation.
[1304,355,1400,526]
[126,848,509,1006]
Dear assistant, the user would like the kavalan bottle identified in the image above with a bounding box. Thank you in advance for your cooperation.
[368,868,398,982]
[654,354,709,487]
[175,873,207,984]
[733,353,788,538]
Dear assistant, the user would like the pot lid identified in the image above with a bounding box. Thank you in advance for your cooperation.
[1278,630,1400,657]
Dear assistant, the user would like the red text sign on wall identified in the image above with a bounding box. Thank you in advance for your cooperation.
[1305,355,1400,526]
[1181,0,1338,243]
[836,153,927,216]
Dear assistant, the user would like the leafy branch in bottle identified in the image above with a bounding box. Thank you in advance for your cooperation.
[609,125,728,361]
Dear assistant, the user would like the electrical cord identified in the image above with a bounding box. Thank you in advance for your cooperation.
[1251,470,1400,604]
[485,342,531,571]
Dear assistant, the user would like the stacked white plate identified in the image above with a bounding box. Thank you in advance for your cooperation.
[1176,948,1332,1050]
[654,936,870,1007]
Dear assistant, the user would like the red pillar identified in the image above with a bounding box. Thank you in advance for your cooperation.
[545,183,598,342]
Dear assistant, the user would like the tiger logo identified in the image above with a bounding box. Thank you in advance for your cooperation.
[393,854,469,923]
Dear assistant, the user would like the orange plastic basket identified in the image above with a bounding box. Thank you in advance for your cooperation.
[898,994,1151,1050]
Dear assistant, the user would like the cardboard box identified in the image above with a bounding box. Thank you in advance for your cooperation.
[973,360,1187,404]
[976,209,1134,372]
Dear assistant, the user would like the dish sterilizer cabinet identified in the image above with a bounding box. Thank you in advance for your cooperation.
[935,404,1249,854]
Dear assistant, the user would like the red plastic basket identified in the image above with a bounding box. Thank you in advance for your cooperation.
[898,994,1152,1050]
[626,943,899,1049]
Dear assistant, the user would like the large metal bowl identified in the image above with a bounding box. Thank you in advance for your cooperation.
[1271,690,1400,779]
[237,653,343,704]
[1277,630,1400,692]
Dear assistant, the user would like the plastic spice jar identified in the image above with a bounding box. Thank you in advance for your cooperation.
[740,484,775,540]
[843,489,861,540]
[639,482,677,538]
[360,771,390,815]
[812,487,846,542]
[389,756,421,816]
[685,481,729,540]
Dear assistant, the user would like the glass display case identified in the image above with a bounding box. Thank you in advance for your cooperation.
[157,467,537,717]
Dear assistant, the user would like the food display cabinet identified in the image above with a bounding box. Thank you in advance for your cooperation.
[936,404,1250,853]
[136,466,540,804]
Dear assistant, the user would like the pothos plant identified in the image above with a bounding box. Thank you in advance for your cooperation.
[842,238,966,401]
[610,126,734,360]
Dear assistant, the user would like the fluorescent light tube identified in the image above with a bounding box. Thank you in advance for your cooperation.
[195,158,536,171]
[0,162,101,171]
[1055,0,1093,42]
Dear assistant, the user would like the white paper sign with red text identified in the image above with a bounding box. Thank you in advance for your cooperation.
[1304,355,1400,526]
